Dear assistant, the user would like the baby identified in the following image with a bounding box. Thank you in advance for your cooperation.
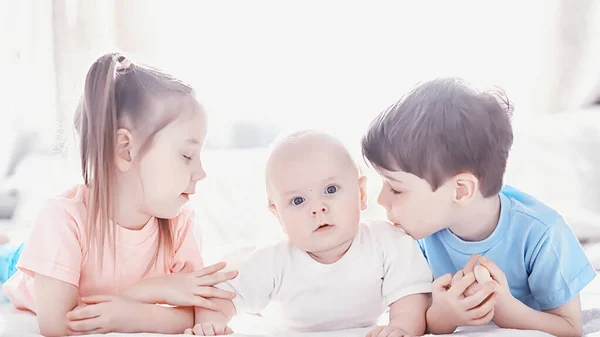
[187,131,433,337]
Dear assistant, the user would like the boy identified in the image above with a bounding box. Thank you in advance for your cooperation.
[186,131,438,336]
[361,77,597,337]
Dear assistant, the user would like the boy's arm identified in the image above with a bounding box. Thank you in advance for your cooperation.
[493,294,582,337]
[388,294,429,336]
[480,257,584,337]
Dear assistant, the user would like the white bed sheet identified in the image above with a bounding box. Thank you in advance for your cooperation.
[1,273,598,337]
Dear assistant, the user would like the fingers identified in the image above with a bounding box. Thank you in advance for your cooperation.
[461,281,496,310]
[366,326,383,337]
[181,261,195,273]
[478,257,506,284]
[451,270,464,286]
[468,305,496,326]
[467,292,497,320]
[195,262,228,277]
[80,295,113,304]
[463,282,481,297]
[184,328,194,335]
[463,254,479,275]
[197,270,239,286]
[448,272,476,297]
[66,305,99,321]
[67,316,104,332]
[191,297,219,311]
[432,273,453,291]
[68,327,108,335]
[224,326,233,334]
[192,324,205,336]
[203,323,216,336]
[388,330,408,337]
[194,287,237,300]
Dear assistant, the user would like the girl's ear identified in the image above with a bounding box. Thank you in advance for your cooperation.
[115,128,134,172]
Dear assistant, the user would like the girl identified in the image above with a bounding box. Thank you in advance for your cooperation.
[0,53,237,336]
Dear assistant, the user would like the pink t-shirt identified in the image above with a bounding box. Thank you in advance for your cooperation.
[2,184,204,313]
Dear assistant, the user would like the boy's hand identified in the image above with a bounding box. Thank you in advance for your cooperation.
[477,256,517,325]
[430,271,497,327]
[366,325,410,337]
[461,254,495,297]
[184,322,233,335]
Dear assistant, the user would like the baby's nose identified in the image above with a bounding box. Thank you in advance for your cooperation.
[311,206,328,216]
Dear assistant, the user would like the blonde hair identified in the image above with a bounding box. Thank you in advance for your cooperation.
[73,53,198,270]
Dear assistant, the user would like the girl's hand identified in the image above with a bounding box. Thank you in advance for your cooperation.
[161,261,239,309]
[66,295,144,334]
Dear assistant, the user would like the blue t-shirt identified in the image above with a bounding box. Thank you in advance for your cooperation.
[418,185,597,311]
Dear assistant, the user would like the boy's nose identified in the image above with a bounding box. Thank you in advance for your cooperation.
[376,189,388,209]
[311,206,328,217]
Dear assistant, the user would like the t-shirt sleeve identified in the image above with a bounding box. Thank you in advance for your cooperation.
[170,207,204,272]
[17,199,83,287]
[214,246,277,314]
[374,222,433,306]
[527,217,596,310]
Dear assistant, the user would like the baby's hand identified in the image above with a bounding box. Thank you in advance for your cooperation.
[366,325,410,337]
[184,322,233,335]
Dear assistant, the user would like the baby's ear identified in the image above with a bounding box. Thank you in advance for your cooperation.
[358,175,368,210]
[268,201,279,219]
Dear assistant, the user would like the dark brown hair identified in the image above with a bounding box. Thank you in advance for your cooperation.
[73,52,198,269]
[362,78,514,197]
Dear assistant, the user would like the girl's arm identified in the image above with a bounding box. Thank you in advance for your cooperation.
[119,262,237,308]
[34,274,79,337]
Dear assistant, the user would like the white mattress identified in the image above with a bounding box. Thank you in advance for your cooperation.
[1,274,598,337]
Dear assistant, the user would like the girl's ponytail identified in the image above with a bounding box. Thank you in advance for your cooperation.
[75,53,124,265]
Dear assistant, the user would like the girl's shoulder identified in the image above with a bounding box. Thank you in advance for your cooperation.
[36,184,88,224]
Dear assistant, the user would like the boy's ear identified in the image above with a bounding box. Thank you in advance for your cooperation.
[115,128,135,172]
[358,175,368,210]
[452,173,478,205]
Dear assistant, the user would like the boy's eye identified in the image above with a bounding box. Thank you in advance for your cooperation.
[291,197,305,206]
[390,188,401,195]
[183,155,192,160]
[325,185,338,194]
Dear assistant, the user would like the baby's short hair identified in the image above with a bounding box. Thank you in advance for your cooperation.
[362,78,514,197]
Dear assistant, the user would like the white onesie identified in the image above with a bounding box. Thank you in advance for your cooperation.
[216,220,433,333]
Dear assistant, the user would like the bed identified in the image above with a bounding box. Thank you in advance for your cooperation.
[1,274,599,336]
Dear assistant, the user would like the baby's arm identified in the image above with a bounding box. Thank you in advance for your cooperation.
[388,294,429,335]
[189,298,236,335]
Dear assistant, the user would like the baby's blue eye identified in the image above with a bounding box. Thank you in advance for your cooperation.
[325,185,338,194]
[291,197,305,206]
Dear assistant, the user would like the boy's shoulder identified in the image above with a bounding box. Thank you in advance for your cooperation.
[501,185,567,232]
